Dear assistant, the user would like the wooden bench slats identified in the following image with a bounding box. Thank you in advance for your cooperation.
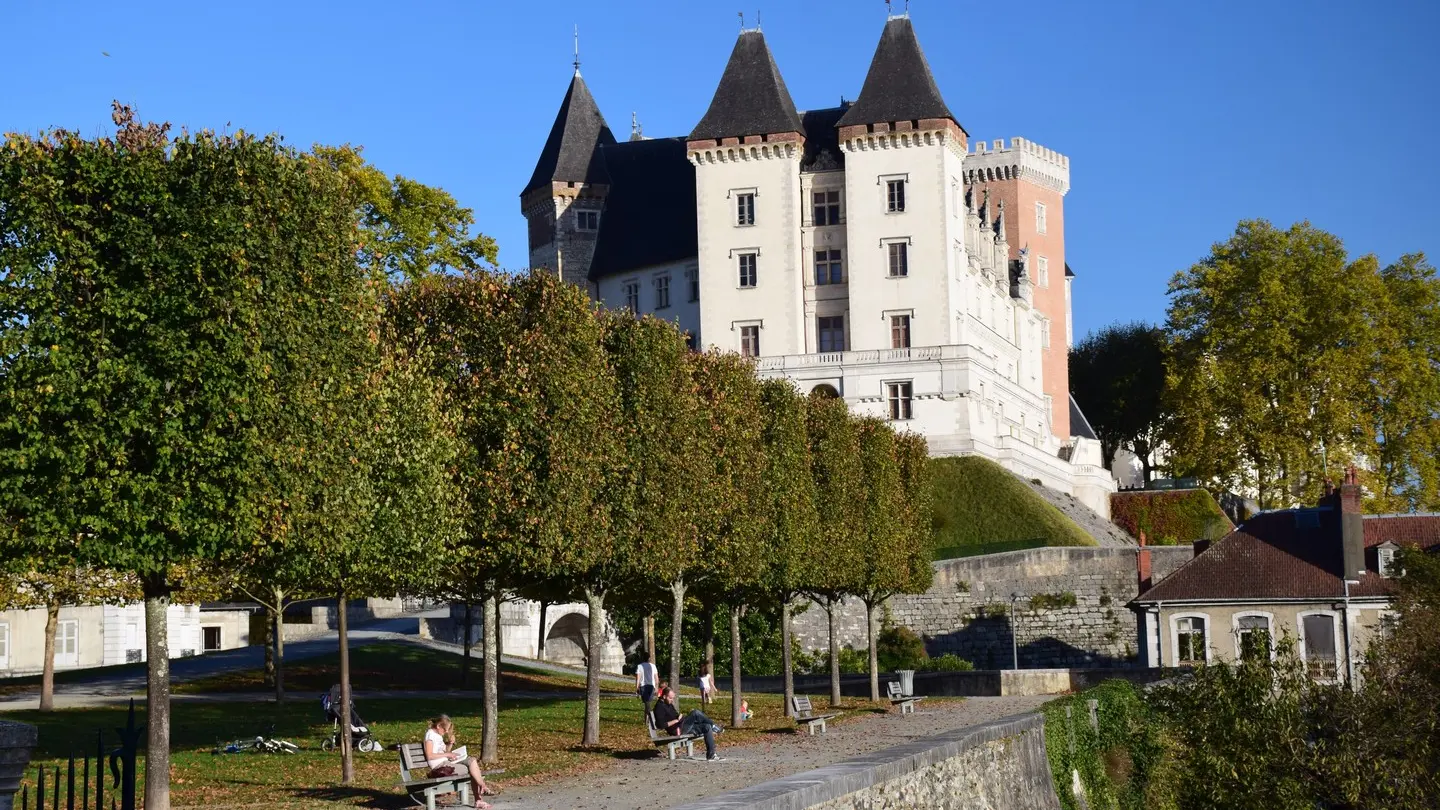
[791,696,838,735]
[887,682,927,714]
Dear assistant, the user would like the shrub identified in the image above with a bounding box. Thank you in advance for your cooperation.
[921,653,973,672]
[1109,489,1232,545]
[1042,679,1166,810]
[1030,592,1079,611]
[877,625,929,672]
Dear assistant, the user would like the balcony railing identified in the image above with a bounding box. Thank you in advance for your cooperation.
[756,344,956,371]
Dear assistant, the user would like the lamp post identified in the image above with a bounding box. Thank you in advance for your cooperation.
[1009,592,1024,671]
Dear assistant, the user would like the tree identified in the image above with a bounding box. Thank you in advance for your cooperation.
[803,396,866,707]
[0,105,373,810]
[1164,220,1386,508]
[755,380,820,719]
[1070,322,1167,480]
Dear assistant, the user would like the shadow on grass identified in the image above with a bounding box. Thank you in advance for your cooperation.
[285,784,408,809]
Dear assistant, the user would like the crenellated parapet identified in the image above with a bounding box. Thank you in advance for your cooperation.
[963,137,1070,195]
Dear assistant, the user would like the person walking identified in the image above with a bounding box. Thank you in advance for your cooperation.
[635,652,659,707]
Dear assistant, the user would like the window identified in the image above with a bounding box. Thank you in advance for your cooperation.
[202,626,222,653]
[1176,616,1207,665]
[1378,543,1398,577]
[1035,202,1047,234]
[0,623,8,666]
[814,249,843,285]
[684,332,699,351]
[886,179,906,213]
[738,253,758,288]
[817,316,845,353]
[57,619,78,665]
[1236,615,1272,661]
[687,268,699,302]
[736,193,755,226]
[1301,614,1338,680]
[739,325,760,357]
[886,381,913,420]
[887,242,909,278]
[1037,256,1049,287]
[1041,318,1052,349]
[576,209,599,231]
[890,314,911,349]
[654,275,671,309]
[813,190,841,225]
[623,281,640,312]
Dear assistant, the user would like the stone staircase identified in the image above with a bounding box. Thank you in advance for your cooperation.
[1021,477,1135,547]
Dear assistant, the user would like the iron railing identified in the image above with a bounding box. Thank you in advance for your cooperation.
[18,700,140,810]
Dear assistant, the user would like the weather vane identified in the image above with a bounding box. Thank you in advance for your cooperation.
[738,11,745,30]
[573,25,581,74]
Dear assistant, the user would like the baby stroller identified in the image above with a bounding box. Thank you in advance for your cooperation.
[321,684,380,752]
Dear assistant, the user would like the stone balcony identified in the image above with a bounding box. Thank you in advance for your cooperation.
[754,344,971,372]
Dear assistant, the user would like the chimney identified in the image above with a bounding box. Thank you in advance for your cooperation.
[1340,466,1365,579]
[1137,531,1152,592]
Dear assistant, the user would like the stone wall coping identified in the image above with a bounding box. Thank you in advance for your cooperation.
[669,713,1046,810]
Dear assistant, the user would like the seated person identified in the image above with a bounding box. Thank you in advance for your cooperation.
[424,714,495,810]
[650,686,722,761]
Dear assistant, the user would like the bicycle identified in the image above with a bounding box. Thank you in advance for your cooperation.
[214,727,300,755]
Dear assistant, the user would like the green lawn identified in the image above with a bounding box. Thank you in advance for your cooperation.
[930,456,1097,558]
[11,692,897,809]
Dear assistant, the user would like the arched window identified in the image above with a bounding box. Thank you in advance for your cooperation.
[809,384,840,399]
[1170,613,1210,666]
[1233,612,1275,661]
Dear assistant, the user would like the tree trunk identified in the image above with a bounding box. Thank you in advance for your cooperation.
[480,592,499,763]
[827,597,841,708]
[781,598,795,718]
[866,600,880,702]
[144,584,172,810]
[644,615,656,665]
[338,593,354,784]
[272,589,287,704]
[262,606,275,690]
[536,599,548,660]
[493,595,505,704]
[701,604,715,704]
[729,605,743,727]
[461,601,473,688]
[39,601,58,712]
[582,588,605,746]
[668,579,686,692]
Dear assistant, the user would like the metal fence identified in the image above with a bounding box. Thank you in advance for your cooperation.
[18,701,140,810]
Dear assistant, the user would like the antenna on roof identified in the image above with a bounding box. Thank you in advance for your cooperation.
[738,11,745,31]
[573,25,581,76]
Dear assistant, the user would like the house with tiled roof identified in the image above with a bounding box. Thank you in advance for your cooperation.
[520,12,1117,516]
[1130,469,1440,683]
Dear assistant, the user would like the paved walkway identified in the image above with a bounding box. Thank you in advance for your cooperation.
[492,696,1052,810]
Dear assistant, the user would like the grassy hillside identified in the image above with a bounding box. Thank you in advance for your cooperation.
[930,456,1097,559]
[1110,488,1233,545]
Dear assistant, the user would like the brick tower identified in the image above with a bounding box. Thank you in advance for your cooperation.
[964,139,1072,437]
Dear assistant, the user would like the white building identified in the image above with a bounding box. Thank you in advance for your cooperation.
[0,602,252,677]
[521,14,1114,515]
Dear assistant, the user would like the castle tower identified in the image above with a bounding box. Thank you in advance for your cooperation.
[964,138,1071,437]
[687,28,807,357]
[521,68,616,289]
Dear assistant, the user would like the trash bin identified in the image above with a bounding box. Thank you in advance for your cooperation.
[897,669,916,696]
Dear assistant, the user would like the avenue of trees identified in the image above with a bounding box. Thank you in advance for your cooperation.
[1073,219,1440,512]
[0,108,932,806]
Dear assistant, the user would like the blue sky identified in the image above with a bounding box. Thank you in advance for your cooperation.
[3,0,1437,339]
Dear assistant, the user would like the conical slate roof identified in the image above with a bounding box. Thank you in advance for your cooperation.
[836,17,956,128]
[689,30,803,142]
[523,73,617,195]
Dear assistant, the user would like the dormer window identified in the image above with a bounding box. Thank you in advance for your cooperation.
[1377,542,1399,578]
[577,209,600,231]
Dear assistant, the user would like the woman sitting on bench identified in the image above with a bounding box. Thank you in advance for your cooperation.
[424,714,494,809]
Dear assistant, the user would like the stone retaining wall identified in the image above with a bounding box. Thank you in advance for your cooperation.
[793,546,1193,669]
[669,713,1059,810]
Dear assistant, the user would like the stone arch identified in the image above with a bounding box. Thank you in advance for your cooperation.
[810,383,841,399]
[544,611,590,668]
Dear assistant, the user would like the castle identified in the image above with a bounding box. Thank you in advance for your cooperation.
[520,13,1114,516]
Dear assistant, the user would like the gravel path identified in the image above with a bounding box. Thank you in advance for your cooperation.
[494,696,1052,810]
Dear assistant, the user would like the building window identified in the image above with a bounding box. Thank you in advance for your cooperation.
[686,268,700,303]
[817,316,845,353]
[890,314,911,349]
[684,332,699,351]
[886,381,913,420]
[576,209,600,231]
[1378,543,1398,577]
[1041,318,1052,349]
[623,281,640,312]
[202,626,223,653]
[654,275,671,309]
[887,242,909,278]
[886,179,906,213]
[738,253,758,288]
[815,249,843,285]
[1236,615,1272,661]
[813,190,841,225]
[736,193,755,226]
[739,325,760,357]
[1037,256,1049,287]
[0,622,8,666]
[1176,616,1207,665]
[1035,202,1047,234]
[57,619,78,665]
[1301,613,1339,680]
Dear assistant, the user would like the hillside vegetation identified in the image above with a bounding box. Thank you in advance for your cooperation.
[1110,489,1232,545]
[929,456,1097,559]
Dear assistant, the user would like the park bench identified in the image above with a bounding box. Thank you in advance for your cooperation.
[888,680,927,715]
[791,695,839,735]
[396,742,504,810]
[646,709,701,760]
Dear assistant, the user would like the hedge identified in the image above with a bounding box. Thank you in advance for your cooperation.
[1109,489,1232,546]
[1042,679,1167,810]
[930,456,1096,555]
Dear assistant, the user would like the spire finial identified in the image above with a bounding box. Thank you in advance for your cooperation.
[885,0,892,18]
[573,25,581,75]
[756,10,761,30]
[738,11,745,31]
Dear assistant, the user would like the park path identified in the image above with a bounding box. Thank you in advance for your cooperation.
[491,696,1052,810]
[0,617,629,711]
